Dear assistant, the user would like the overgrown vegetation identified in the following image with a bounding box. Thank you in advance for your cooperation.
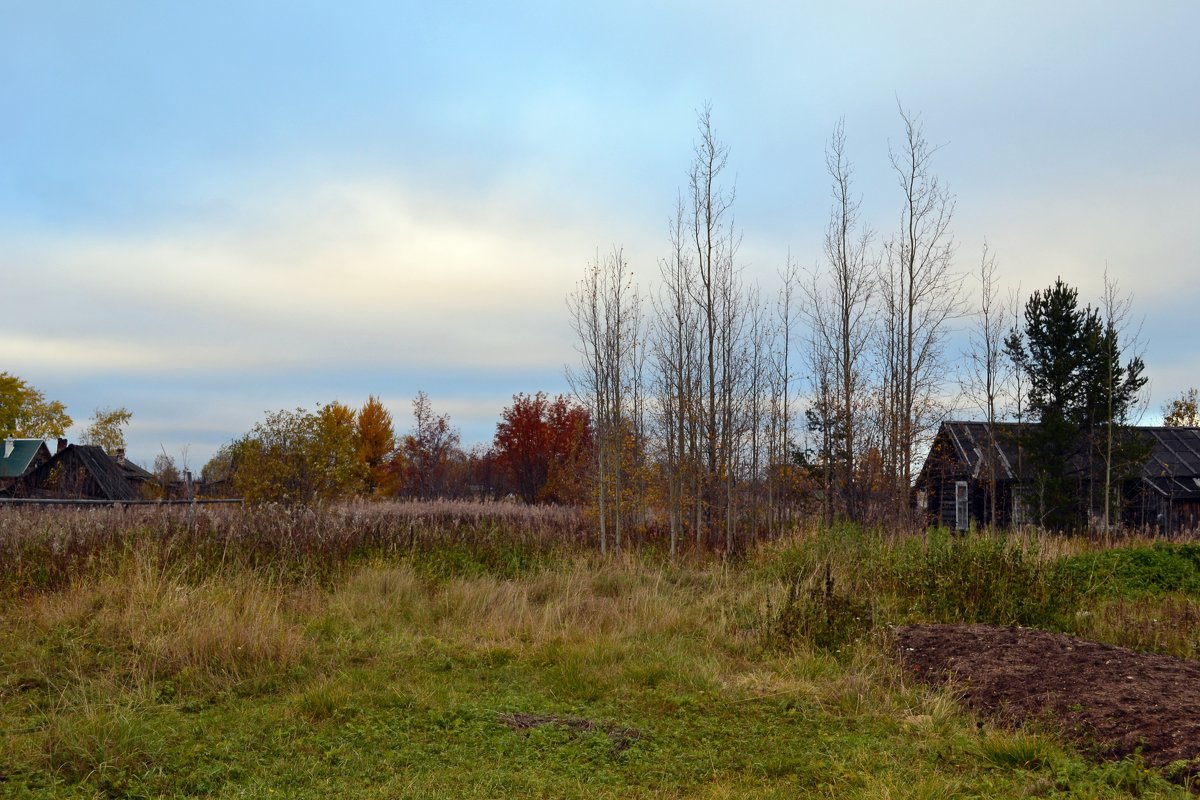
[1,505,1197,797]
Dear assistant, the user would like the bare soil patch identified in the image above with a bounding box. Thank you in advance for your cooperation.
[894,624,1200,777]
[498,712,642,753]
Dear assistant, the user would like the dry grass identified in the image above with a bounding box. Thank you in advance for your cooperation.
[328,555,738,651]
[16,557,313,691]
[2,508,1194,797]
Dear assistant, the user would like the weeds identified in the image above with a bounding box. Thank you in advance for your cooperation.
[0,500,584,597]
[766,562,875,652]
[1,507,1196,797]
[886,530,1080,628]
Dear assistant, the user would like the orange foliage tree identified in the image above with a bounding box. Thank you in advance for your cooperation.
[356,395,397,495]
[493,392,592,503]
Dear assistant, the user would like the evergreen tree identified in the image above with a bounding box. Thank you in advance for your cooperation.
[1004,279,1147,530]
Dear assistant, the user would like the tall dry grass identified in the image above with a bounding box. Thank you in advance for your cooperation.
[0,500,588,596]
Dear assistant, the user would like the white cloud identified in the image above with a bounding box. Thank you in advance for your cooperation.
[3,178,634,377]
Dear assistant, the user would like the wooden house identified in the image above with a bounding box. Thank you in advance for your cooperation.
[0,438,54,493]
[14,444,145,502]
[913,421,1200,534]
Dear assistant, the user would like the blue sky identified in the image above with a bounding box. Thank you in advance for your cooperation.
[4,2,1199,469]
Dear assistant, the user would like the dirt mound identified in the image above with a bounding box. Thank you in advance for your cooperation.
[894,624,1200,775]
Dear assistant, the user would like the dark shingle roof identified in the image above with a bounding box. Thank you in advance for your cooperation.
[929,422,1200,487]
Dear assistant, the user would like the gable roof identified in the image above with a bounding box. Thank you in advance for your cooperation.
[1139,427,1200,499]
[919,421,1200,490]
[0,439,52,478]
[20,444,141,501]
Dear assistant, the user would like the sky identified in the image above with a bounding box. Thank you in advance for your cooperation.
[3,2,1198,470]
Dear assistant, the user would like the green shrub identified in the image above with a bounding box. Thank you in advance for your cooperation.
[887,530,1079,628]
[766,562,875,652]
[1059,543,1200,598]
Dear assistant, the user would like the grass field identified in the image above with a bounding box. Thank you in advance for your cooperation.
[1,503,1197,798]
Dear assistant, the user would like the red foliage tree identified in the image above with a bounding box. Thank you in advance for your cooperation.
[398,392,461,499]
[494,392,592,503]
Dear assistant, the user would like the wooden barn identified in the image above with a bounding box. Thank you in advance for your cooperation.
[913,421,1200,534]
[12,444,147,502]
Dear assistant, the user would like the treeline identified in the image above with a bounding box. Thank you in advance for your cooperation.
[202,391,593,507]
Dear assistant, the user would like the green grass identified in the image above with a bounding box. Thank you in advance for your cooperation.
[0,508,1195,797]
[1060,543,1200,598]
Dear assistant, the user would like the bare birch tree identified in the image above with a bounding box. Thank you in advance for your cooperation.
[961,241,1009,525]
[650,196,701,557]
[568,247,641,554]
[686,105,747,547]
[806,119,875,522]
[767,258,801,536]
[879,106,963,507]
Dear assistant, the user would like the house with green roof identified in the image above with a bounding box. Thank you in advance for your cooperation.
[0,438,53,488]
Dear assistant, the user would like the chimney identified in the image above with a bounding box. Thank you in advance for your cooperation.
[57,437,68,454]
[115,447,126,466]
[3,438,12,459]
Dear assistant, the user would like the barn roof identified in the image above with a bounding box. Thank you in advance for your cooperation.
[1139,427,1200,499]
[920,421,1200,492]
[21,444,142,501]
[0,439,51,478]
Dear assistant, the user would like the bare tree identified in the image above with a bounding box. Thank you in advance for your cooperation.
[651,195,702,557]
[961,241,1009,526]
[568,248,641,554]
[1003,285,1028,516]
[805,119,875,522]
[1096,268,1148,531]
[879,105,963,509]
[686,105,747,548]
[767,258,801,536]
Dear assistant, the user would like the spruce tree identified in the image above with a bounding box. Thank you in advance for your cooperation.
[1004,279,1147,530]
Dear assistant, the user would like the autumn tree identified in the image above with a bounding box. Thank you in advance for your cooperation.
[229,404,366,504]
[148,452,181,499]
[493,392,592,503]
[356,395,397,495]
[201,445,234,488]
[1163,388,1200,427]
[0,372,72,439]
[80,406,133,455]
[399,392,461,499]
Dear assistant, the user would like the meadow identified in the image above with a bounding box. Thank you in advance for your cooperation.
[1,502,1198,798]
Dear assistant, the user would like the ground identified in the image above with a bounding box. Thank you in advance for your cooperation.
[894,624,1200,778]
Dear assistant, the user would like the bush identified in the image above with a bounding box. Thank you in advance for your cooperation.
[1059,543,1200,598]
[886,530,1079,628]
[766,562,875,652]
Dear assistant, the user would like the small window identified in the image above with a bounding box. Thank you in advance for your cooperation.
[955,481,969,531]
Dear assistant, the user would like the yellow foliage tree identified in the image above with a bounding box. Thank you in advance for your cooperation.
[0,372,72,439]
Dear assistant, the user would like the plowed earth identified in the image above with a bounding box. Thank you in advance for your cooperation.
[894,624,1200,776]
